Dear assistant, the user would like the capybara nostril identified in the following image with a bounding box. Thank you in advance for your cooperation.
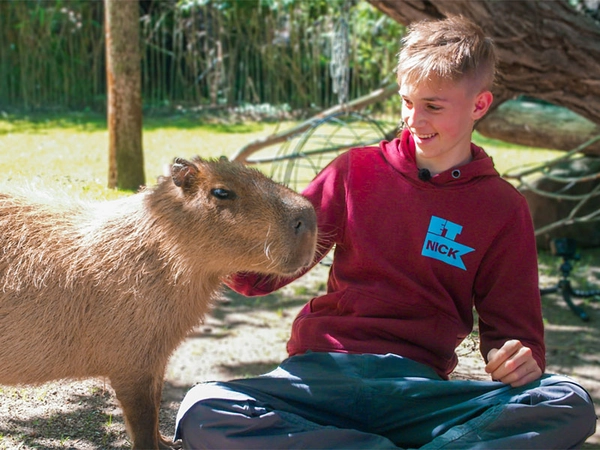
[280,206,317,272]
[292,204,317,234]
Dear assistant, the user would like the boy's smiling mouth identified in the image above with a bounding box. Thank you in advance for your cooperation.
[413,131,437,141]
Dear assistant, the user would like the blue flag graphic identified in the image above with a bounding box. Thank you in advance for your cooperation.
[421,216,475,270]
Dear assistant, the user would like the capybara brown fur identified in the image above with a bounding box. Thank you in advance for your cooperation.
[0,156,317,449]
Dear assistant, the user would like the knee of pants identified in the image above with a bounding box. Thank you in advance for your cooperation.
[177,398,267,450]
[175,382,258,441]
[178,381,256,417]
[537,380,597,438]
[565,382,597,430]
[177,398,401,450]
[182,381,254,404]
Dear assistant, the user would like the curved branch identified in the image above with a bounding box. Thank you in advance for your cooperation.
[231,82,398,163]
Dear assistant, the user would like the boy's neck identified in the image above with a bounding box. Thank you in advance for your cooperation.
[415,145,473,176]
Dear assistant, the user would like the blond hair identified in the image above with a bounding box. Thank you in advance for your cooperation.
[397,15,496,92]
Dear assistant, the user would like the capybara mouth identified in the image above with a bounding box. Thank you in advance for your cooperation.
[276,233,318,275]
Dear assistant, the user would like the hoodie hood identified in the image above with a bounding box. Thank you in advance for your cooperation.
[382,128,499,188]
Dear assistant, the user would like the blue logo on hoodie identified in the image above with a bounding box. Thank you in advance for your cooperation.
[421,216,474,270]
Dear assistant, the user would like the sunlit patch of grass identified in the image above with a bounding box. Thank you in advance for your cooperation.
[0,112,574,210]
[472,131,564,177]
[0,112,296,199]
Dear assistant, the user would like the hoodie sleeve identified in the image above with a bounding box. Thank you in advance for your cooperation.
[225,152,350,297]
[473,196,546,373]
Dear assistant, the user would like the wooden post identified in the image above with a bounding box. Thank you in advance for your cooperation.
[105,0,145,190]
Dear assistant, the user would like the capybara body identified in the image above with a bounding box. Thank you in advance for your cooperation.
[0,157,317,449]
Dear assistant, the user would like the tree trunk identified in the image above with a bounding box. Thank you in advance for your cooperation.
[366,0,600,127]
[105,0,145,191]
[477,100,600,155]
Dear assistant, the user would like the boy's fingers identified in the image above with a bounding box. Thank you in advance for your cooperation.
[485,348,500,373]
[485,341,542,387]
[493,355,542,387]
[505,359,542,387]
[485,340,524,374]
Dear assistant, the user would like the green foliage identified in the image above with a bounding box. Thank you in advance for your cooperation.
[0,0,404,113]
[0,1,104,110]
[352,2,404,88]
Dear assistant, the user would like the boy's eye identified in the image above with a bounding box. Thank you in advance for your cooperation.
[402,98,413,107]
[427,104,442,111]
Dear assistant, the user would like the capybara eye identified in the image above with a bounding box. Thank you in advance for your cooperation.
[211,188,236,200]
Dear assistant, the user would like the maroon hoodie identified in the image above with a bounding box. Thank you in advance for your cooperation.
[227,129,545,379]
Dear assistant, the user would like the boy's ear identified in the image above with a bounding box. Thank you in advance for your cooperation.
[473,90,494,120]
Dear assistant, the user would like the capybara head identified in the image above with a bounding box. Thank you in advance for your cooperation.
[148,156,318,277]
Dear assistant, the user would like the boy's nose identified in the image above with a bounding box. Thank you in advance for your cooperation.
[403,108,421,127]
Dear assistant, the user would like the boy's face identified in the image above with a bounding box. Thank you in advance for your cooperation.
[399,76,492,174]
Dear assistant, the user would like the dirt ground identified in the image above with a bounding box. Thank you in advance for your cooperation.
[1,260,599,449]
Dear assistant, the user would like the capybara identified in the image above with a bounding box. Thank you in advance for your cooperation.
[0,156,317,449]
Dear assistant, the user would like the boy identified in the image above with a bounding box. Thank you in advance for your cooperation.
[175,16,596,449]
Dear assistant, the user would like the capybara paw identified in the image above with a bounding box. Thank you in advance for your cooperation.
[159,436,181,449]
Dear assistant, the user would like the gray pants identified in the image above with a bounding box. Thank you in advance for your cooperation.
[175,352,596,449]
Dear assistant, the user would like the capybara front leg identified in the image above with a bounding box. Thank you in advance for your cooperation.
[112,374,168,450]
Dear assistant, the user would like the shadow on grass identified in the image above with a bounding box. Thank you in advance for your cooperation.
[540,248,600,448]
[185,285,318,340]
[0,111,107,134]
[216,289,309,319]
[0,385,128,449]
[0,379,194,450]
[543,296,600,450]
[0,111,270,134]
[219,361,281,379]
[542,287,600,373]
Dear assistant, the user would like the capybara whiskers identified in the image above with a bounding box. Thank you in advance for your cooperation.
[0,156,317,449]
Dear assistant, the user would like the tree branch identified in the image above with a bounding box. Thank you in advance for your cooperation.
[366,0,600,125]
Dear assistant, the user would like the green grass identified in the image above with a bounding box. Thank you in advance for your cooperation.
[0,111,295,199]
[471,131,563,177]
[0,111,563,200]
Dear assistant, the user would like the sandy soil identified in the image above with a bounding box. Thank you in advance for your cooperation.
[1,262,599,449]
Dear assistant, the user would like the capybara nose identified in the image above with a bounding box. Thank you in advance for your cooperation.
[292,207,317,236]
[288,206,317,270]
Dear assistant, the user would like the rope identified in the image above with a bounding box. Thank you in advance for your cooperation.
[503,135,600,236]
[330,7,350,106]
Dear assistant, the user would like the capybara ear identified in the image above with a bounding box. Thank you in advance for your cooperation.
[171,157,199,192]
